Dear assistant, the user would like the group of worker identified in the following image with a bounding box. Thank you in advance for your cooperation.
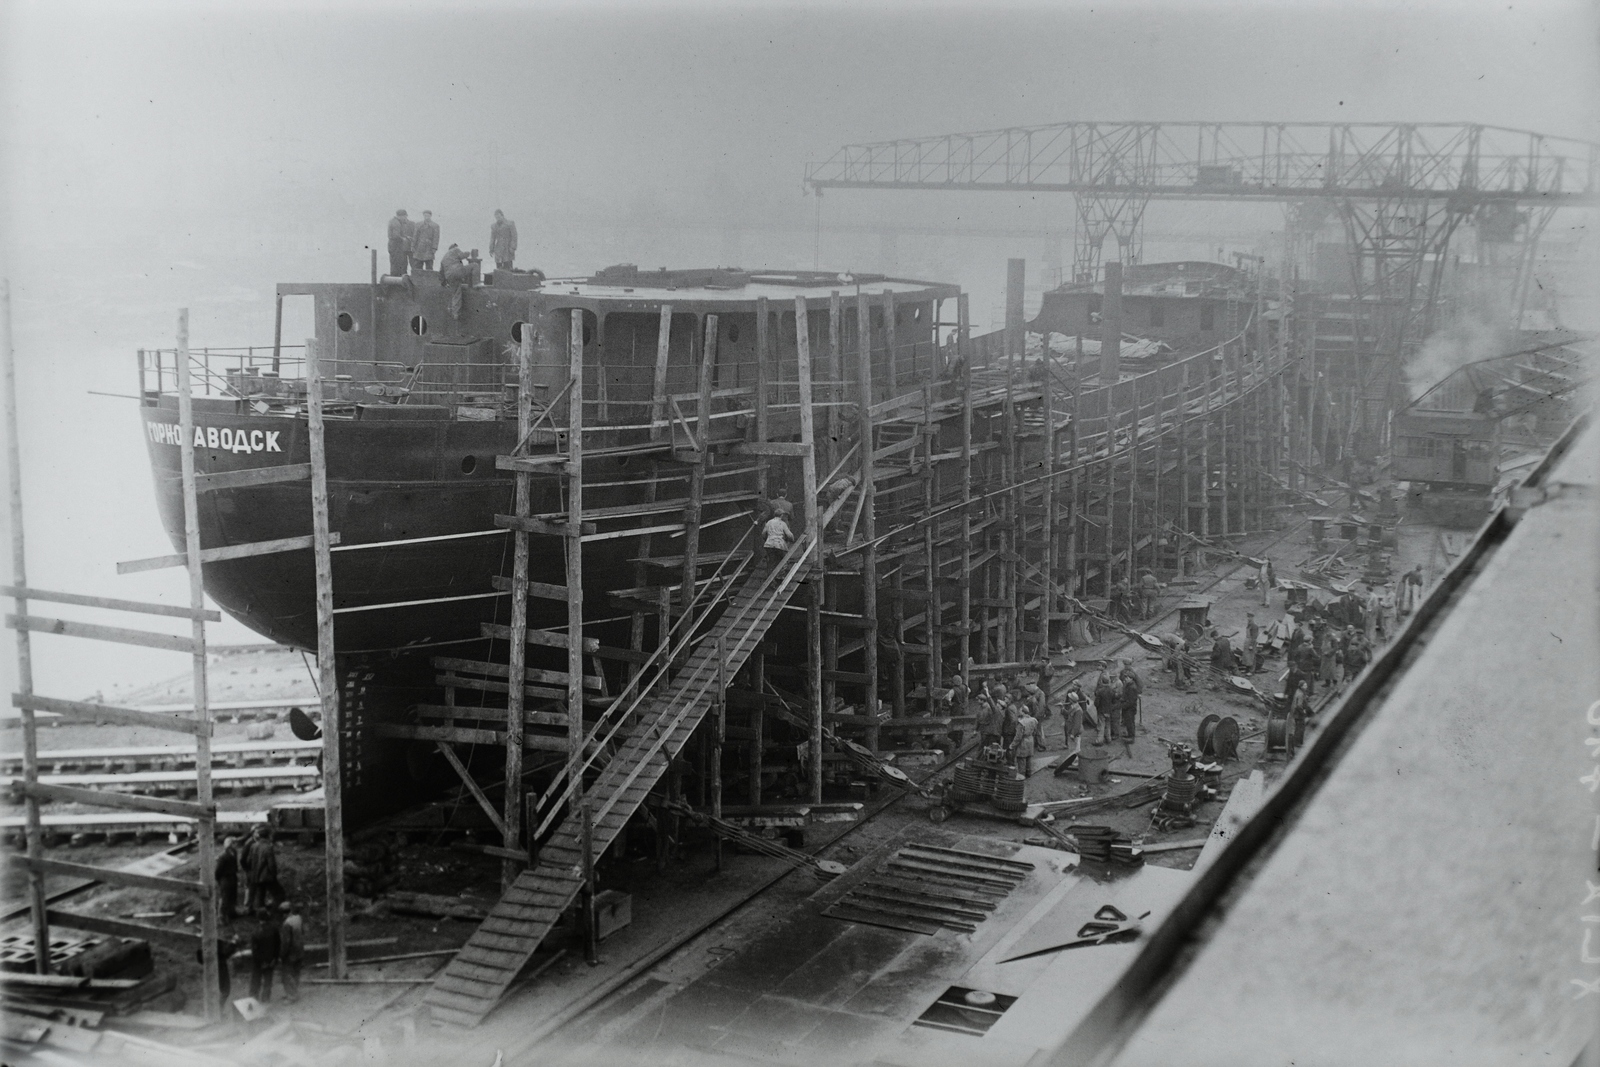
[1090,660,1143,751]
[210,828,305,1008]
[1106,569,1164,623]
[1282,616,1373,707]
[385,208,520,279]
[969,676,1052,773]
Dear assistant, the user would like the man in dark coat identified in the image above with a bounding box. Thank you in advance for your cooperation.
[1094,674,1120,743]
[489,209,518,270]
[1119,664,1140,743]
[411,210,440,272]
[248,915,280,1003]
[386,209,414,276]
[215,837,240,923]
[245,827,282,916]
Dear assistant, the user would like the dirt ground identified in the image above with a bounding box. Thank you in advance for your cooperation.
[0,497,1446,1058]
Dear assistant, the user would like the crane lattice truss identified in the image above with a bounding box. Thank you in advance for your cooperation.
[806,121,1599,339]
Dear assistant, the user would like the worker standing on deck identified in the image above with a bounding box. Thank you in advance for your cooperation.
[1138,569,1160,618]
[1243,614,1260,674]
[215,837,241,924]
[411,210,440,272]
[386,209,414,276]
[1257,558,1272,606]
[278,902,304,1004]
[490,209,518,270]
[1364,586,1380,644]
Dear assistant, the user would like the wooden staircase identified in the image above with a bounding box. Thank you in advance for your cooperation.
[423,543,815,1027]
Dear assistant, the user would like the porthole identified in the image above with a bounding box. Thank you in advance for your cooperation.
[410,315,429,336]
[337,311,356,332]
[510,320,527,343]
[460,455,478,474]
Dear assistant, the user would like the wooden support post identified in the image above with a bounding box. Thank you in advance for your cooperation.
[827,291,843,478]
[566,310,586,820]
[580,798,597,966]
[883,289,898,395]
[1220,350,1232,537]
[958,294,974,683]
[713,634,725,871]
[1067,343,1081,597]
[3,280,50,976]
[749,647,764,806]
[307,335,346,981]
[502,326,534,889]
[1199,360,1212,555]
[854,293,879,752]
[754,296,770,497]
[922,380,940,713]
[795,296,824,804]
[271,291,283,375]
[1042,349,1057,644]
[681,317,714,617]
[890,565,906,719]
[1127,375,1139,579]
[650,304,673,441]
[175,311,220,1018]
[1002,261,1021,662]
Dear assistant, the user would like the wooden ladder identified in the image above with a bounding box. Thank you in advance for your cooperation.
[423,544,815,1027]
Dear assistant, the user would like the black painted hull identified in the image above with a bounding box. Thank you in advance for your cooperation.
[140,398,750,652]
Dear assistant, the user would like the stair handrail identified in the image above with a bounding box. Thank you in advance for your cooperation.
[526,523,758,838]
[578,478,859,835]
[529,440,863,833]
[584,533,820,833]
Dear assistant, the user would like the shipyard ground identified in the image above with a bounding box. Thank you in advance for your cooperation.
[0,500,1447,1065]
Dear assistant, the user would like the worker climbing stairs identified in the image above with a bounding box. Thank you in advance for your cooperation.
[423,538,816,1027]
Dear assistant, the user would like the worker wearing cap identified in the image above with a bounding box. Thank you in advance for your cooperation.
[386,209,414,276]
[411,210,440,272]
[1061,685,1085,753]
[440,243,471,287]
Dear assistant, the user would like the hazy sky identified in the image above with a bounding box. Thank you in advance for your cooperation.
[0,0,1596,698]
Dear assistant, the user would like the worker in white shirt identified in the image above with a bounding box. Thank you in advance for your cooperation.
[761,508,794,571]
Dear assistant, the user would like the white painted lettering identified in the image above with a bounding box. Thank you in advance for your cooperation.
[250,430,264,452]
[233,433,252,454]
[206,427,220,449]
[265,431,282,452]
[194,426,206,447]
[220,428,234,450]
